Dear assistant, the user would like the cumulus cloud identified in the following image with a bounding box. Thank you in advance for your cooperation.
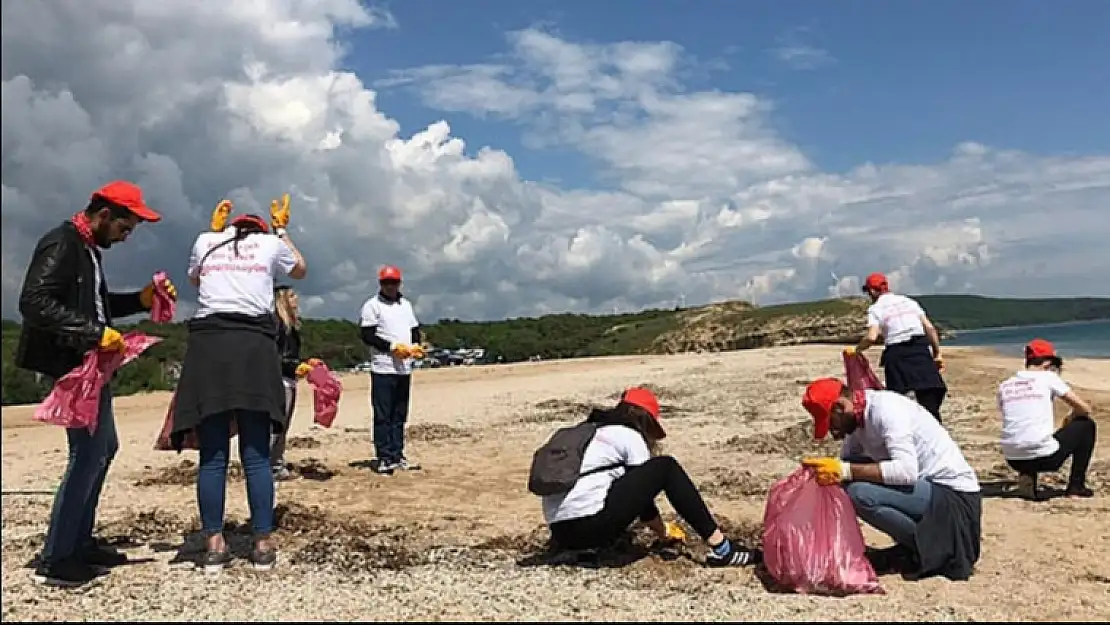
[2,5,1109,330]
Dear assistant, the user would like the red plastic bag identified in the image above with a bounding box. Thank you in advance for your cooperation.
[154,390,238,451]
[306,363,342,428]
[149,270,176,323]
[34,332,163,434]
[844,351,883,392]
[762,466,884,596]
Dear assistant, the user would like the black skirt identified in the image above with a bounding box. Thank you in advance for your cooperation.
[171,312,288,447]
[880,335,947,394]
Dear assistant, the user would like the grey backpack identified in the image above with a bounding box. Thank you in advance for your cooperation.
[527,421,623,496]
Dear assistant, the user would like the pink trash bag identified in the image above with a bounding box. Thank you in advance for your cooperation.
[844,351,884,392]
[34,332,163,434]
[762,466,884,596]
[149,270,176,323]
[306,363,342,428]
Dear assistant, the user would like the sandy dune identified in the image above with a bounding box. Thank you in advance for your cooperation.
[2,345,1108,622]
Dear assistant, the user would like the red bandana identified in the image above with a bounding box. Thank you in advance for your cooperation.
[852,389,869,425]
[70,212,95,247]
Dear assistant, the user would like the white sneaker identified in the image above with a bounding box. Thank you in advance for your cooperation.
[397,457,421,471]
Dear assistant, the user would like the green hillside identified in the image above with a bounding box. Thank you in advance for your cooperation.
[3,294,1107,406]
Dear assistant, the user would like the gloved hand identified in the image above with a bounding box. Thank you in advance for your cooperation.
[270,193,291,230]
[390,343,412,359]
[934,356,946,372]
[843,346,858,357]
[99,327,125,352]
[139,275,178,309]
[802,456,850,486]
[210,199,234,232]
[663,521,687,542]
[306,357,324,367]
[409,344,426,360]
[295,362,314,378]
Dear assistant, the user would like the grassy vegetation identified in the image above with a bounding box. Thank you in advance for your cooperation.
[3,294,1107,405]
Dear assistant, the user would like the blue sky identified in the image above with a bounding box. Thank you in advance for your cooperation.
[350,0,1110,182]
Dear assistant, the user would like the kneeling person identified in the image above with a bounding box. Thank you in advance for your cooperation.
[538,388,761,568]
[801,379,982,580]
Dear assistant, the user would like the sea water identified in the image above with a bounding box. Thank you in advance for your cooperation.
[944,319,1110,359]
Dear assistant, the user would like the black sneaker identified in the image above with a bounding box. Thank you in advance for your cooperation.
[82,544,129,567]
[250,548,277,571]
[706,545,762,568]
[369,458,394,475]
[32,559,99,587]
[1066,486,1095,498]
[199,550,232,575]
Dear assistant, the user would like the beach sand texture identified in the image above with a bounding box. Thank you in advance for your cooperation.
[2,345,1108,622]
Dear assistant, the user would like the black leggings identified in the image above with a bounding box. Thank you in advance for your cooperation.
[1007,417,1097,490]
[914,388,946,423]
[549,456,718,550]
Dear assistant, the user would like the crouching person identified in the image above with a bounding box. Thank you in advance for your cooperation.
[998,339,1096,499]
[800,378,982,580]
[532,387,761,568]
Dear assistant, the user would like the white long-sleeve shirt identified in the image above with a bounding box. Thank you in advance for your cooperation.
[841,390,980,493]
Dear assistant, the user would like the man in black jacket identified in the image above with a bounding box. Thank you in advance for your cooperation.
[17,181,176,587]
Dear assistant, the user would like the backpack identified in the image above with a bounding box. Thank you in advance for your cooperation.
[527,421,623,496]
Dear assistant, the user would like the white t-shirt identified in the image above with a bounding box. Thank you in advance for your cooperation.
[88,248,107,324]
[542,424,652,524]
[188,230,298,319]
[997,370,1069,460]
[841,390,980,493]
[359,294,419,375]
[867,293,927,346]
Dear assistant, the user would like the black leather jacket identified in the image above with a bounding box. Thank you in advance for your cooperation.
[16,221,147,378]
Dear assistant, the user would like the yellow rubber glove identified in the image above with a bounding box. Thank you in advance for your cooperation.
[139,276,178,309]
[270,193,290,230]
[295,362,313,378]
[843,346,857,357]
[409,344,426,360]
[306,358,324,367]
[390,343,412,359]
[99,327,125,352]
[210,199,233,232]
[664,521,687,542]
[802,457,849,486]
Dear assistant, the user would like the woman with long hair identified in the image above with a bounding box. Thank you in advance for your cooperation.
[540,387,762,567]
[171,196,306,574]
[271,285,320,481]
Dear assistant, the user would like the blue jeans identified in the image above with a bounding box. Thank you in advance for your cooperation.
[196,410,275,537]
[40,387,119,565]
[371,373,412,464]
[845,480,933,549]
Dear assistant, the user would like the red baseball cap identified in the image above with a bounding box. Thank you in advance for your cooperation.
[378,265,402,281]
[862,272,889,292]
[621,387,666,439]
[91,181,162,223]
[802,377,845,440]
[1024,338,1057,359]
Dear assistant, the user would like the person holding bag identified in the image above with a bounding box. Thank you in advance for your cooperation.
[171,194,306,574]
[270,284,322,480]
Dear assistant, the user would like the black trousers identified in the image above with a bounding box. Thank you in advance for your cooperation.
[1007,417,1097,490]
[371,372,412,464]
[549,456,718,550]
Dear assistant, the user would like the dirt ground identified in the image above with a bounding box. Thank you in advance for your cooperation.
[2,345,1107,622]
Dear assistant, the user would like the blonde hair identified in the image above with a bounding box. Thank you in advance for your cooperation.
[274,287,301,331]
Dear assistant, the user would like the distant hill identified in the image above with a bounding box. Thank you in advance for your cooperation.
[3,294,1107,405]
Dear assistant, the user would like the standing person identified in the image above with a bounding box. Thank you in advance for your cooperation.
[847,272,948,423]
[998,339,1096,499]
[801,378,982,581]
[170,194,306,573]
[270,284,321,481]
[358,265,424,475]
[17,181,176,586]
[538,388,762,567]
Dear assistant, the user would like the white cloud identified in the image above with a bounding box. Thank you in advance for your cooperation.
[3,7,1109,330]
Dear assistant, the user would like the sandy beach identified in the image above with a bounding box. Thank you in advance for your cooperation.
[2,345,1107,622]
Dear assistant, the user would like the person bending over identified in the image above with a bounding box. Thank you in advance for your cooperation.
[801,378,982,580]
[541,387,761,568]
[998,339,1096,499]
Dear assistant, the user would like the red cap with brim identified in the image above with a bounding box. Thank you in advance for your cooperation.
[91,181,162,223]
[378,265,402,281]
[1025,338,1057,359]
[802,377,845,440]
[863,272,888,292]
[621,386,666,439]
